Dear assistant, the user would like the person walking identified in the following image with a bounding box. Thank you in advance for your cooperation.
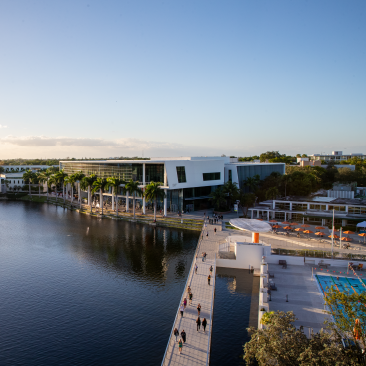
[181,329,186,343]
[208,274,211,285]
[206,231,208,237]
[195,264,198,274]
[183,297,187,309]
[178,338,183,354]
[180,304,184,317]
[204,252,207,260]
[202,252,205,262]
[214,227,217,234]
[196,317,201,331]
[202,318,207,332]
[187,286,191,297]
[210,265,213,275]
[197,303,201,315]
[174,327,179,342]
[189,292,193,305]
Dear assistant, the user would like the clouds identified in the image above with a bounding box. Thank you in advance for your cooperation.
[0,135,182,150]
[0,125,7,128]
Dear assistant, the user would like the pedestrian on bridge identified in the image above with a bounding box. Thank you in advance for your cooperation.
[174,328,179,342]
[189,292,193,305]
[195,264,198,274]
[210,265,213,275]
[197,303,201,315]
[180,304,184,317]
[202,318,207,332]
[181,329,186,343]
[178,339,183,354]
[208,275,211,285]
[196,317,201,331]
[183,297,187,309]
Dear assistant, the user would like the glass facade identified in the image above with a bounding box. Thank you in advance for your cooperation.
[60,162,164,182]
[237,164,285,190]
[176,166,187,183]
[203,172,220,181]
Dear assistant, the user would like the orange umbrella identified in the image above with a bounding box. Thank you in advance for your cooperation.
[343,230,355,235]
[315,232,324,236]
[282,221,290,224]
[273,225,281,229]
[295,228,304,231]
[315,226,325,230]
[290,223,298,226]
[359,233,366,243]
[283,226,292,230]
[329,234,340,239]
[269,220,278,223]
[257,219,263,221]
[342,237,352,242]
[303,230,314,234]
[301,224,310,228]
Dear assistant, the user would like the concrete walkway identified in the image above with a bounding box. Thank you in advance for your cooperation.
[161,219,230,366]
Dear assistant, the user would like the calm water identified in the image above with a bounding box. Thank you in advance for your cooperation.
[210,268,259,366]
[0,201,199,366]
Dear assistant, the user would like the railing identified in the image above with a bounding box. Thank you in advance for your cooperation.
[206,253,216,366]
[160,221,205,366]
[271,248,366,260]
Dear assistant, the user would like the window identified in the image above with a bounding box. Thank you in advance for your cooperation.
[228,170,232,182]
[203,172,220,181]
[176,166,187,183]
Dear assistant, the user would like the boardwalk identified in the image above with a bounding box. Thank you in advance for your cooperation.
[161,219,233,366]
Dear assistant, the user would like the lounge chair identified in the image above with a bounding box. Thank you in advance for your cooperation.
[357,264,363,271]
[279,260,287,269]
[268,272,275,278]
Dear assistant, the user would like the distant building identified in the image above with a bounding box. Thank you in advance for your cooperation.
[310,151,366,162]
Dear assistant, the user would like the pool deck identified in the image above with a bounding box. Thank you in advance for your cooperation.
[267,264,331,335]
[161,219,235,366]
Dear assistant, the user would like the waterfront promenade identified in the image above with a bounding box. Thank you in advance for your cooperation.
[161,220,231,366]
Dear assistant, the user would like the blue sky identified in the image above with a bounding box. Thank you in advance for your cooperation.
[0,0,365,158]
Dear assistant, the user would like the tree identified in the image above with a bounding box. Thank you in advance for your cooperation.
[72,172,85,208]
[282,175,292,198]
[125,179,143,219]
[243,311,357,366]
[223,181,239,209]
[105,177,125,217]
[237,191,256,217]
[243,174,260,192]
[48,174,58,203]
[92,178,107,215]
[324,285,366,350]
[23,169,36,197]
[54,169,67,204]
[259,151,282,162]
[265,186,279,200]
[64,174,77,206]
[38,170,52,200]
[209,186,227,211]
[80,175,97,213]
[144,182,165,222]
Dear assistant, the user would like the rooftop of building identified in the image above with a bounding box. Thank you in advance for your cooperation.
[269,195,366,206]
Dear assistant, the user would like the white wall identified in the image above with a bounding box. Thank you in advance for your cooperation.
[217,243,264,269]
[165,159,225,189]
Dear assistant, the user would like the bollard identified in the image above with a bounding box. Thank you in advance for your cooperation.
[286,294,288,302]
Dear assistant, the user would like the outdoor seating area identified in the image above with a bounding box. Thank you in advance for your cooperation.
[279,260,287,269]
[349,262,364,271]
[318,260,330,269]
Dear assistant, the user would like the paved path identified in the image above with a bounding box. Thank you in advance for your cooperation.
[161,219,231,366]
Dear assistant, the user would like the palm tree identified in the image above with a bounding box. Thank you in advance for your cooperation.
[48,174,58,203]
[64,174,78,206]
[92,178,107,215]
[23,169,36,197]
[73,172,85,208]
[80,175,97,213]
[38,170,52,199]
[125,179,143,219]
[144,182,165,222]
[223,181,239,209]
[105,177,125,217]
[209,186,227,211]
[266,187,279,200]
[243,174,261,192]
[54,169,68,204]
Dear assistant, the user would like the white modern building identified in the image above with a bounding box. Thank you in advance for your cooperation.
[60,157,285,213]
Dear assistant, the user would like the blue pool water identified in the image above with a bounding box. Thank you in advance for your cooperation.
[316,275,366,296]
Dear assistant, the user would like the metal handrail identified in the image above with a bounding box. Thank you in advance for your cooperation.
[160,220,205,366]
[206,253,216,366]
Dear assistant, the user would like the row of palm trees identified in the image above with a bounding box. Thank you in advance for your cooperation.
[23,168,166,221]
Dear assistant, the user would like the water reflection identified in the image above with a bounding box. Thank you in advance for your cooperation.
[0,201,199,366]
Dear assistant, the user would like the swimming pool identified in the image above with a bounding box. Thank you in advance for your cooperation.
[316,275,366,296]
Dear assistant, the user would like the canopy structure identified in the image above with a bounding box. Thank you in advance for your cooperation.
[357,221,366,228]
[229,218,271,243]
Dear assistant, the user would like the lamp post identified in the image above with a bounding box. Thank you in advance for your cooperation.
[331,209,335,259]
